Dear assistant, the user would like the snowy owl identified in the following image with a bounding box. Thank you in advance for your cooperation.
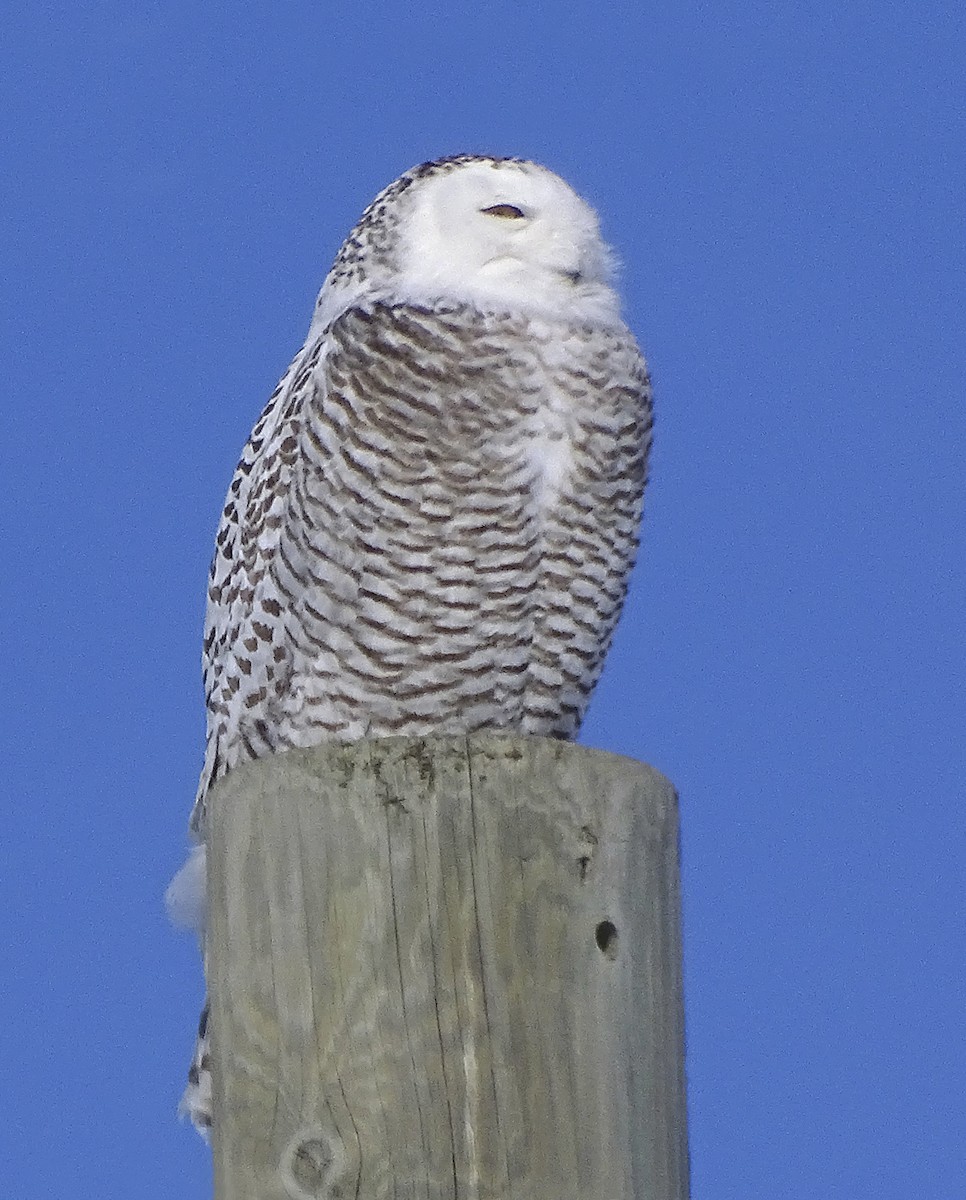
[169,154,653,1135]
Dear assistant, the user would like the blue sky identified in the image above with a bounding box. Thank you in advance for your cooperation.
[2,3,963,1196]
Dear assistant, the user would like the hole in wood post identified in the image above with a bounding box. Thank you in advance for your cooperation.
[595,919,619,959]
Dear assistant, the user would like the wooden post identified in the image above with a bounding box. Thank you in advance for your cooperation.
[207,735,689,1200]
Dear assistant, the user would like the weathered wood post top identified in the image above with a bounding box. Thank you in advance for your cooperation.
[207,735,689,1200]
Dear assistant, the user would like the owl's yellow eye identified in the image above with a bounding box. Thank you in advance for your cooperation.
[481,204,526,219]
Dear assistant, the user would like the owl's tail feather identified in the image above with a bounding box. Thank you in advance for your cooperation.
[166,847,212,1139]
[179,1001,213,1142]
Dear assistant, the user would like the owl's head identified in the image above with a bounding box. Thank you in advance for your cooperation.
[313,156,623,331]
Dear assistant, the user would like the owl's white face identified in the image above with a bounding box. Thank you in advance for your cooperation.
[396,161,620,323]
[311,158,626,332]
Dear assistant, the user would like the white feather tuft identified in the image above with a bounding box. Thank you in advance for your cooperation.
[165,844,207,934]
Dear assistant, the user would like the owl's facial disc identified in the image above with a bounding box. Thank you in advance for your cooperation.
[396,160,616,315]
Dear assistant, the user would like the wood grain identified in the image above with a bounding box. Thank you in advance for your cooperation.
[207,736,688,1199]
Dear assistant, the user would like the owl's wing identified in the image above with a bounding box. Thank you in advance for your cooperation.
[189,334,327,836]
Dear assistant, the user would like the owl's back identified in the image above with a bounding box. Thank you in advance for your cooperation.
[192,300,650,835]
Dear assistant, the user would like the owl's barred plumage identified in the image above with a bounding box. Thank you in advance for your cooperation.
[172,154,652,1135]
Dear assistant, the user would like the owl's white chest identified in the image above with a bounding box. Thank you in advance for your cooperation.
[524,323,586,509]
[528,398,575,507]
